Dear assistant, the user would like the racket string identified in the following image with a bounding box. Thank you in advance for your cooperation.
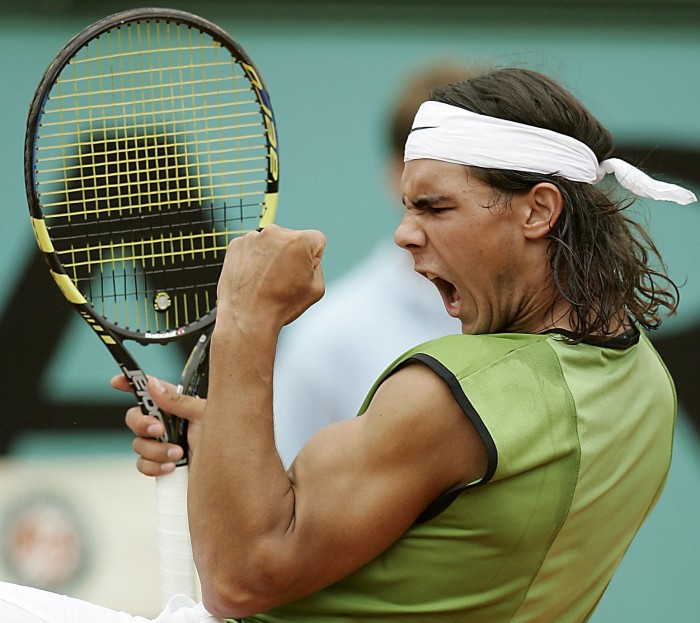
[33,17,273,335]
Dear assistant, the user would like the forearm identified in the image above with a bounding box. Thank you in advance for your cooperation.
[188,313,295,614]
[186,226,330,616]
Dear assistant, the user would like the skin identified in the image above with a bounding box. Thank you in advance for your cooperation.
[115,159,570,618]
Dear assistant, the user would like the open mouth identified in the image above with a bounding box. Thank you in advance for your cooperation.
[425,273,461,317]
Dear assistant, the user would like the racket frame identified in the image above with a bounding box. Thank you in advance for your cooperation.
[24,6,279,346]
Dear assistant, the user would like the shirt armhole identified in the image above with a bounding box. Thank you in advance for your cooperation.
[395,353,498,524]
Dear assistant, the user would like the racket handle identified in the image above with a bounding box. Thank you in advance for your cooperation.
[156,466,199,606]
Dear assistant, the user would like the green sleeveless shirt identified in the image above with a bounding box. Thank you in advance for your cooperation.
[245,329,675,622]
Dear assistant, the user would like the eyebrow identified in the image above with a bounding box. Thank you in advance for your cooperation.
[402,195,452,208]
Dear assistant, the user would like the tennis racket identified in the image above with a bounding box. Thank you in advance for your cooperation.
[24,7,279,606]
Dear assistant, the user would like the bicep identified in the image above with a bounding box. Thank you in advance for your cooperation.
[283,361,488,597]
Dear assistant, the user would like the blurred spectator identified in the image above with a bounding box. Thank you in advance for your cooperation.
[272,61,481,466]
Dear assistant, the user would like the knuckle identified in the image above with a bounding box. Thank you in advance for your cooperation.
[136,457,157,477]
[132,436,146,455]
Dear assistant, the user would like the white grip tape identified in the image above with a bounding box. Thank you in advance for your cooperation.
[156,466,199,606]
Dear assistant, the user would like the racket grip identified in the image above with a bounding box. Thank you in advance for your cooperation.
[155,466,199,606]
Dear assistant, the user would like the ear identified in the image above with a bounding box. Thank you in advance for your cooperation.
[522,182,563,240]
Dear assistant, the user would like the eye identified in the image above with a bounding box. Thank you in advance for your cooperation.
[429,206,451,215]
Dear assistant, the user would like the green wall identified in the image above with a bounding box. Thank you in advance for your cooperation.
[1,2,699,620]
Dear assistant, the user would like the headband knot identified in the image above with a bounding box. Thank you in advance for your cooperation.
[405,101,696,206]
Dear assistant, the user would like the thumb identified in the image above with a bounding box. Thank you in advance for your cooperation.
[111,373,205,424]
[306,229,327,268]
[148,377,205,423]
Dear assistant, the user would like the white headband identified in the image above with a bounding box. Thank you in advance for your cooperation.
[404,101,697,206]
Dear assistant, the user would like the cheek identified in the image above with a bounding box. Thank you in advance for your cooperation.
[456,235,514,288]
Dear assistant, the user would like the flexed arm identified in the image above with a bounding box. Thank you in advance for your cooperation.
[186,225,487,619]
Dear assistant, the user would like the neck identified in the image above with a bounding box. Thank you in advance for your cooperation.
[528,297,630,339]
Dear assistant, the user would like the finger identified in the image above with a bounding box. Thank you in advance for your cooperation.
[125,407,164,438]
[113,374,205,424]
[147,377,206,424]
[256,222,279,235]
[303,229,327,265]
[312,262,326,298]
[136,455,178,477]
[132,436,183,465]
[111,373,179,395]
[110,374,131,393]
[304,230,327,296]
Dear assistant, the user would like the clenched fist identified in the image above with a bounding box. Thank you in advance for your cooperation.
[216,224,327,331]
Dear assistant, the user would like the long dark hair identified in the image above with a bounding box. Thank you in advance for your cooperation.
[430,67,679,342]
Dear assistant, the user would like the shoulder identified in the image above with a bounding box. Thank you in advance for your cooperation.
[390,332,555,382]
[358,332,556,413]
[356,361,489,489]
[358,333,566,482]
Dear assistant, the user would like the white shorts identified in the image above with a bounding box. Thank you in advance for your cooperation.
[0,582,226,623]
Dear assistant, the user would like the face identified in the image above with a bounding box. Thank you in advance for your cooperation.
[395,159,533,335]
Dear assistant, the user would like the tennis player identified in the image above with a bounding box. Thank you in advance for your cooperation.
[1,66,696,622]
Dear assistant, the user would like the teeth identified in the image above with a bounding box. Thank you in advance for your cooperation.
[425,272,437,281]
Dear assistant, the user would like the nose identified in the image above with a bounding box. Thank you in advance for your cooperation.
[394,211,426,250]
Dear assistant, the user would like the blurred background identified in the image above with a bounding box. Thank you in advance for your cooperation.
[0,0,699,618]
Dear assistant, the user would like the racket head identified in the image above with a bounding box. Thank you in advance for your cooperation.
[25,8,279,344]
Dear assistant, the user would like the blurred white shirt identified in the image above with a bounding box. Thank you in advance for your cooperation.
[273,240,462,467]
